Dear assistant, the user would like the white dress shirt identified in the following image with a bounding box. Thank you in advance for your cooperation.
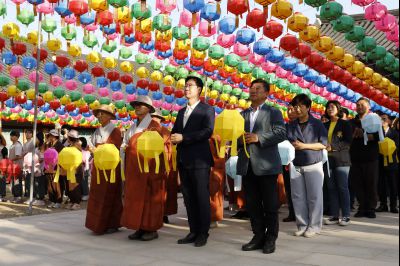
[249,104,264,132]
[183,100,201,128]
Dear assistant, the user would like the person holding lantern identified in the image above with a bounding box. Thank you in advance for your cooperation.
[86,105,123,235]
[121,96,168,241]
[171,76,215,248]
[237,79,286,254]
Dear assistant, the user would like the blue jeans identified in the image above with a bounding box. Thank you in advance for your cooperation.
[327,166,351,218]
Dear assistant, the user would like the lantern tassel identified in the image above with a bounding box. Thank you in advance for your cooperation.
[208,21,212,34]
[216,1,221,15]
[235,15,239,29]
[16,5,20,16]
[33,5,37,16]
[192,12,197,27]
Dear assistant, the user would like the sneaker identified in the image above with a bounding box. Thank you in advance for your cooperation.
[210,221,219,228]
[81,195,89,201]
[339,217,351,226]
[12,197,23,204]
[32,200,45,206]
[324,217,339,225]
[293,230,306,237]
[303,230,317,238]
[375,205,388,212]
[53,203,61,209]
[366,211,376,219]
[47,203,55,208]
[24,200,32,205]
[354,211,365,218]
[70,203,81,210]
[0,197,6,202]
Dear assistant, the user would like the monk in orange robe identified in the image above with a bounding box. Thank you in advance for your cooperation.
[121,96,168,241]
[209,138,225,225]
[86,105,123,235]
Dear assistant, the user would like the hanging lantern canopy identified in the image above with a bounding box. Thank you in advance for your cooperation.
[68,0,88,25]
[271,0,293,20]
[227,0,249,28]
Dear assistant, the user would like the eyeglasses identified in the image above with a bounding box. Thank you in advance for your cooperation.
[184,84,199,89]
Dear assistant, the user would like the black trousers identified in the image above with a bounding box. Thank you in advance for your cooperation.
[378,165,398,208]
[179,164,211,236]
[351,160,379,212]
[243,164,279,241]
[282,165,295,217]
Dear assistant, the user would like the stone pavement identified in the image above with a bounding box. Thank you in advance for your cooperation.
[0,199,398,266]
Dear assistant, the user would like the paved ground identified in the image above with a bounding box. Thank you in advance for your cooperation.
[0,199,398,266]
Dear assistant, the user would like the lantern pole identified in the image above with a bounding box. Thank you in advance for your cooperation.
[28,13,43,215]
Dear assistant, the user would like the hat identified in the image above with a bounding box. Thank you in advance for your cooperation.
[130,95,155,113]
[48,129,59,137]
[151,108,166,122]
[93,104,116,119]
[67,129,79,139]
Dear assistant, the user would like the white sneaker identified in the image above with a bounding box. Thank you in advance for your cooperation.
[53,203,61,209]
[293,230,306,237]
[70,203,81,210]
[339,217,351,226]
[210,221,219,228]
[304,231,317,238]
[324,217,339,225]
[64,203,73,209]
[81,195,89,201]
[47,203,55,208]
[32,200,45,206]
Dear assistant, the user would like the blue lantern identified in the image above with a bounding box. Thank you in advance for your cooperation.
[315,75,330,87]
[280,57,298,71]
[157,50,173,59]
[101,24,116,35]
[96,77,109,88]
[125,84,136,94]
[2,52,17,66]
[203,71,214,77]
[214,107,223,114]
[292,63,309,77]
[219,17,237,35]
[190,65,203,71]
[62,68,76,80]
[253,39,272,56]
[200,2,221,22]
[80,12,95,26]
[27,0,44,5]
[44,62,58,75]
[40,103,50,112]
[82,112,91,118]
[125,35,136,44]
[23,100,34,111]
[69,108,80,117]
[303,69,318,83]
[21,56,37,70]
[165,95,175,103]
[78,72,92,84]
[140,41,154,51]
[265,49,284,63]
[326,81,340,93]
[110,81,122,92]
[137,88,149,96]
[152,91,163,100]
[176,98,187,106]
[55,2,72,17]
[56,106,66,115]
[236,28,256,45]
[337,85,347,97]
[6,99,16,108]
[183,0,205,13]
[344,89,355,101]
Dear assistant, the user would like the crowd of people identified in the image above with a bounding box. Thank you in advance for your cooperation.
[0,77,398,255]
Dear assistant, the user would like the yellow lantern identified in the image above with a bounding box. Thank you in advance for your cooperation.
[10,113,19,120]
[120,61,133,73]
[175,39,191,51]
[116,7,131,24]
[90,100,101,110]
[224,65,236,73]
[176,79,186,90]
[136,66,149,78]
[337,53,355,68]
[287,12,309,33]
[271,0,293,20]
[135,18,152,33]
[2,23,19,39]
[163,75,175,86]
[379,138,397,166]
[220,93,230,102]
[60,95,71,105]
[136,131,169,174]
[213,109,249,158]
[54,147,82,183]
[359,67,374,81]
[86,51,101,63]
[229,96,238,105]
[43,91,54,102]
[325,46,345,62]
[347,61,365,75]
[299,25,320,43]
[26,88,35,100]
[210,58,223,68]
[238,99,247,109]
[314,36,334,53]
[27,115,34,122]
[379,78,391,91]
[103,57,118,69]
[27,31,41,46]
[94,143,124,184]
[156,30,172,42]
[210,90,219,99]
[67,44,82,57]
[47,38,62,53]
[90,0,108,12]
[191,49,206,60]
[150,70,163,82]
[74,98,86,108]
[7,85,19,97]
[370,73,382,87]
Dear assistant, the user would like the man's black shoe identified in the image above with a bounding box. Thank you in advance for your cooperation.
[366,211,376,218]
[283,216,296,222]
[242,235,265,251]
[128,229,145,240]
[163,216,170,224]
[390,207,399,214]
[263,240,276,254]
[354,211,365,218]
[376,205,388,212]
[177,233,197,244]
[194,234,208,247]
[231,211,250,220]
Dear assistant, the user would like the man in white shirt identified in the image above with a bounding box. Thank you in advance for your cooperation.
[22,129,35,198]
[9,130,24,203]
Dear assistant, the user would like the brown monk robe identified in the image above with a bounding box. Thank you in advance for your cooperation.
[85,105,123,235]
[209,138,225,223]
[121,119,168,241]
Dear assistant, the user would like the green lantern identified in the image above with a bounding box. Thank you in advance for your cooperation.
[172,26,189,40]
[119,47,132,59]
[0,75,10,87]
[208,45,225,60]
[224,54,242,67]
[393,71,399,80]
[53,87,65,99]
[345,26,365,43]
[131,2,151,21]
[383,53,395,66]
[70,91,82,102]
[240,92,250,100]
[161,110,170,116]
[0,2,6,18]
[42,18,57,35]
[287,84,297,93]
[192,37,210,51]
[212,81,223,92]
[232,88,242,97]
[304,0,327,7]
[375,60,386,70]
[38,83,48,94]
[165,65,177,75]
[356,36,376,52]
[102,41,117,53]
[150,59,163,70]
[83,33,98,48]
[115,100,126,109]
[108,0,128,8]
[61,26,77,41]
[385,59,399,73]
[252,67,267,79]
[175,67,189,80]
[222,85,233,94]
[366,46,387,61]
[17,10,34,26]
[17,79,30,92]
[320,1,343,21]
[83,94,96,104]
[238,61,254,74]
[153,14,172,32]
[99,97,111,105]
[135,53,148,64]
[276,79,290,90]
[265,73,277,84]
[332,15,355,33]
[126,104,134,111]
[171,111,178,117]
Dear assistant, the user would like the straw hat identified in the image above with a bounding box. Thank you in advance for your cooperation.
[130,95,155,113]
[67,129,79,139]
[151,108,166,122]
[48,129,59,137]
[93,104,116,119]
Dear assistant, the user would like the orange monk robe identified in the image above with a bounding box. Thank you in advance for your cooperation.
[85,128,123,234]
[209,138,225,222]
[121,120,168,231]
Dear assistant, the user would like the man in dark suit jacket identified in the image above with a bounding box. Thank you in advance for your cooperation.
[237,79,286,254]
[171,76,215,247]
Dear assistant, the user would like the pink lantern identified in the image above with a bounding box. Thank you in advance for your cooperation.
[310,84,322,94]
[83,84,95,94]
[153,100,163,108]
[98,87,110,97]
[365,2,387,21]
[179,9,199,28]
[73,114,82,121]
[337,96,345,105]
[11,106,22,113]
[139,47,152,54]
[386,26,399,42]
[156,0,177,14]
[352,0,374,7]
[262,61,277,73]
[112,91,124,101]
[162,102,172,110]
[199,20,217,37]
[37,2,54,14]
[59,114,67,119]
[46,110,56,118]
[320,90,330,97]
[29,71,43,83]
[50,75,63,87]
[343,100,352,108]
[169,57,179,66]
[44,148,58,171]
[84,24,98,31]
[126,94,136,102]
[233,42,250,57]
[0,64,3,72]
[107,33,119,41]
[86,116,95,123]
[375,14,397,32]
[64,14,77,24]
[298,79,312,88]
[275,66,289,78]
[249,53,264,65]
[65,80,78,91]
[28,109,35,115]
[287,74,302,83]
[24,152,39,173]
[9,65,24,79]
[217,34,235,48]
[172,104,181,112]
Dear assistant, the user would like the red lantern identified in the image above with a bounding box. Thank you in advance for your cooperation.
[148,82,160,92]
[263,20,283,41]
[15,94,27,104]
[79,104,89,113]
[173,49,188,60]
[242,79,252,88]
[314,59,334,75]
[217,101,225,108]
[37,96,45,107]
[49,99,61,110]
[0,91,9,102]
[227,0,250,27]
[231,73,243,84]
[135,32,152,44]
[137,79,149,89]
[328,65,345,81]
[54,55,70,68]
[91,66,105,77]
[97,10,114,26]
[279,33,299,51]
[155,40,171,52]
[68,0,89,25]
[290,43,311,60]
[365,87,377,98]
[120,74,133,84]
[32,48,48,62]
[74,60,88,72]
[204,61,217,72]
[0,158,11,175]
[305,52,324,68]
[65,103,76,112]
[0,38,5,52]
[208,99,217,106]
[7,163,21,181]
[337,70,353,84]
[219,69,232,79]
[246,8,267,31]
[116,22,134,36]
[106,70,120,81]
[163,86,174,95]
[174,90,184,98]
[11,42,27,56]
[349,78,363,91]
[190,57,204,67]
